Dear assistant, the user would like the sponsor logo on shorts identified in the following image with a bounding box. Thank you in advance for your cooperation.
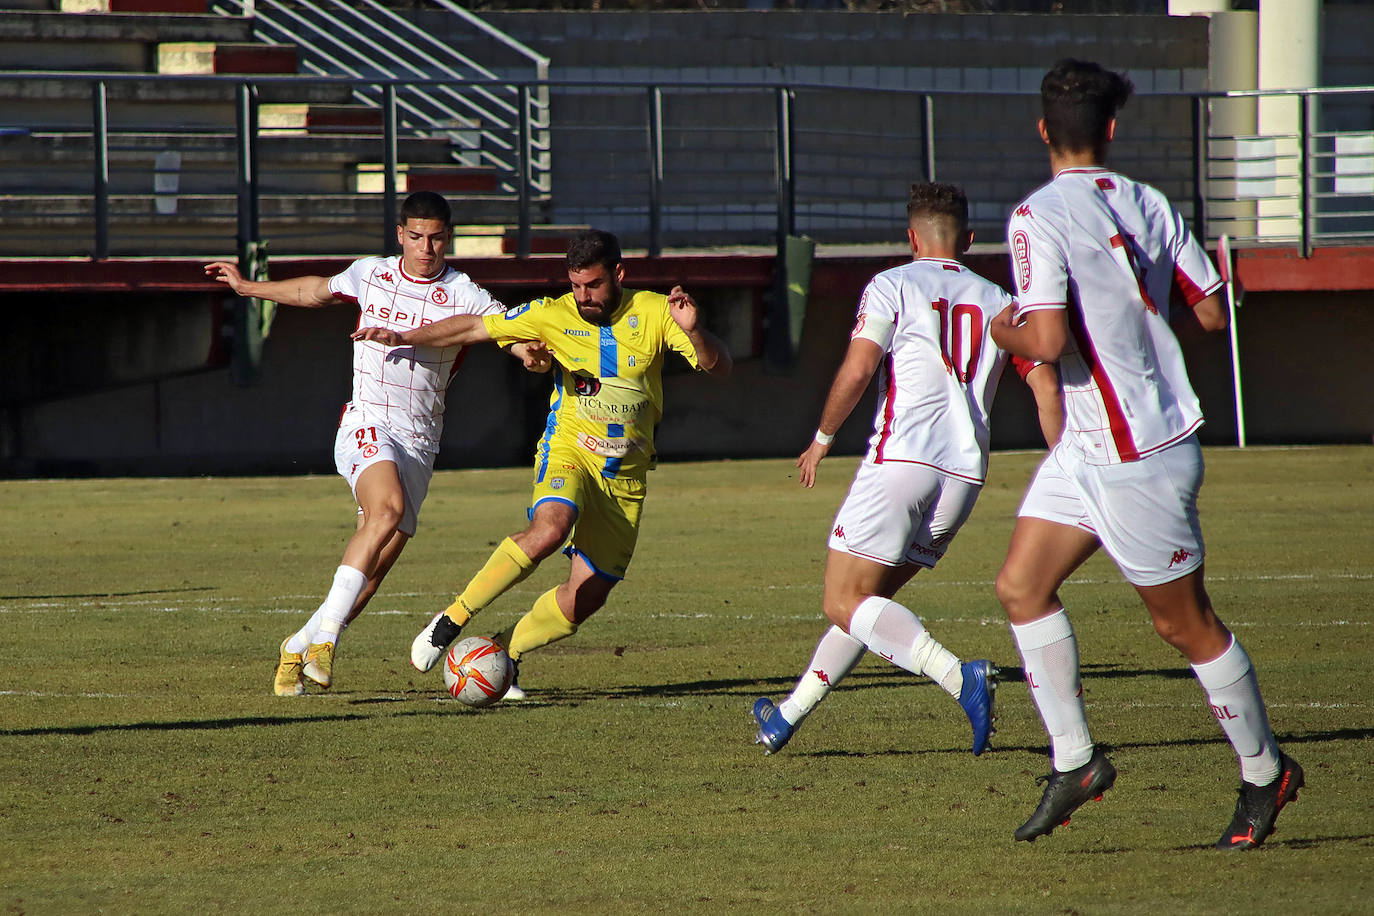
[909,542,941,558]
[832,525,845,539]
[504,303,531,319]
[550,477,565,490]
[430,287,448,305]
[1169,548,1194,567]
[1013,230,1032,293]
[580,433,636,458]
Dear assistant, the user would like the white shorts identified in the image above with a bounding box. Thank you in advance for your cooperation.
[828,460,981,568]
[1019,435,1206,586]
[332,406,435,537]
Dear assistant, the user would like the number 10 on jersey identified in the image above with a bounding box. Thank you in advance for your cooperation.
[931,298,984,383]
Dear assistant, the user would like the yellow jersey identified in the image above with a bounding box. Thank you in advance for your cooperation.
[482,288,701,479]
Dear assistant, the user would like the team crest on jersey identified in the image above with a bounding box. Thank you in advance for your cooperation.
[628,316,639,329]
[504,303,531,319]
[550,477,565,490]
[430,287,448,305]
[1096,177,1116,191]
[1013,230,1033,293]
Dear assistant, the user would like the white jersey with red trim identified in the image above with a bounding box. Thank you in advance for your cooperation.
[331,256,503,453]
[1007,167,1222,465]
[851,257,1013,484]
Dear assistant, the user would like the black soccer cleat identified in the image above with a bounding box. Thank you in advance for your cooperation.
[1014,747,1117,842]
[411,610,463,672]
[1215,753,1305,850]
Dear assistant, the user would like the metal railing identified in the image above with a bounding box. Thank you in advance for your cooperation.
[2,76,1372,261]
[209,0,550,198]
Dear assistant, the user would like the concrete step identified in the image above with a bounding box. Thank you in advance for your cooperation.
[0,193,534,257]
[158,41,298,75]
[404,164,500,194]
[0,79,359,130]
[0,10,252,43]
[0,131,464,195]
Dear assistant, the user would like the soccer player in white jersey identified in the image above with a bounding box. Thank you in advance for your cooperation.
[204,191,549,697]
[990,59,1302,849]
[751,182,1063,758]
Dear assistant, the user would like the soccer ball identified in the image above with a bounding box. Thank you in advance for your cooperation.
[442,636,514,708]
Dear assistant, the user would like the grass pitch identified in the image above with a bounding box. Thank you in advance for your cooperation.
[2,446,1371,914]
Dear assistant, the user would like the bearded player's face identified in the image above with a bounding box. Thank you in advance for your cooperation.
[569,262,624,326]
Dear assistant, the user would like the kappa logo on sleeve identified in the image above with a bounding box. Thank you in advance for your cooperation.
[1013,230,1033,293]
[504,302,531,319]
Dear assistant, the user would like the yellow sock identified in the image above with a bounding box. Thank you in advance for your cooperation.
[444,537,536,626]
[502,588,577,661]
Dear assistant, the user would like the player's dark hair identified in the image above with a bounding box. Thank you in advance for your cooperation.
[399,191,452,228]
[1040,59,1134,155]
[907,182,968,235]
[566,229,622,273]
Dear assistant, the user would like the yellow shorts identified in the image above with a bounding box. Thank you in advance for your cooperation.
[530,439,646,580]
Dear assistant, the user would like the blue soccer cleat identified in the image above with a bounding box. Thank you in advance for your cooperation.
[958,659,997,756]
[752,697,795,755]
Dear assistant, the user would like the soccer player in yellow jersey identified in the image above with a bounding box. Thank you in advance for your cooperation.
[352,230,732,696]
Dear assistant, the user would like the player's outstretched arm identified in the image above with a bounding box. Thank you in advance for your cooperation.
[507,341,553,373]
[203,261,336,308]
[668,286,733,377]
[351,313,494,348]
[796,337,883,488]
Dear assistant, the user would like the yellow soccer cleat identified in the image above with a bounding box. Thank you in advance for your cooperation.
[274,638,306,697]
[303,641,335,690]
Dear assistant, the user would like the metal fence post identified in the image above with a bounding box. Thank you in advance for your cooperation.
[646,86,664,258]
[922,93,936,182]
[517,84,531,259]
[1299,91,1312,258]
[235,82,259,261]
[1192,94,1208,243]
[775,87,795,248]
[92,80,109,260]
[383,83,398,255]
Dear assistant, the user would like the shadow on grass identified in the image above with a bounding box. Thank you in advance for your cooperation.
[0,586,217,600]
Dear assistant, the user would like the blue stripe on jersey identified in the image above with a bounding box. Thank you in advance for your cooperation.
[536,374,564,482]
[598,328,620,476]
[599,326,618,378]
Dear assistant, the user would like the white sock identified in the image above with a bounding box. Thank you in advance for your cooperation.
[291,565,367,650]
[1192,635,1281,785]
[1010,608,1094,772]
[285,609,325,655]
[778,625,865,725]
[848,596,962,696]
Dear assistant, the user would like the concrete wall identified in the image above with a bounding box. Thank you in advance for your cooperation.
[4,256,1368,478]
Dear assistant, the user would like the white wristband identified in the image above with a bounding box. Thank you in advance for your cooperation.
[813,429,834,446]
